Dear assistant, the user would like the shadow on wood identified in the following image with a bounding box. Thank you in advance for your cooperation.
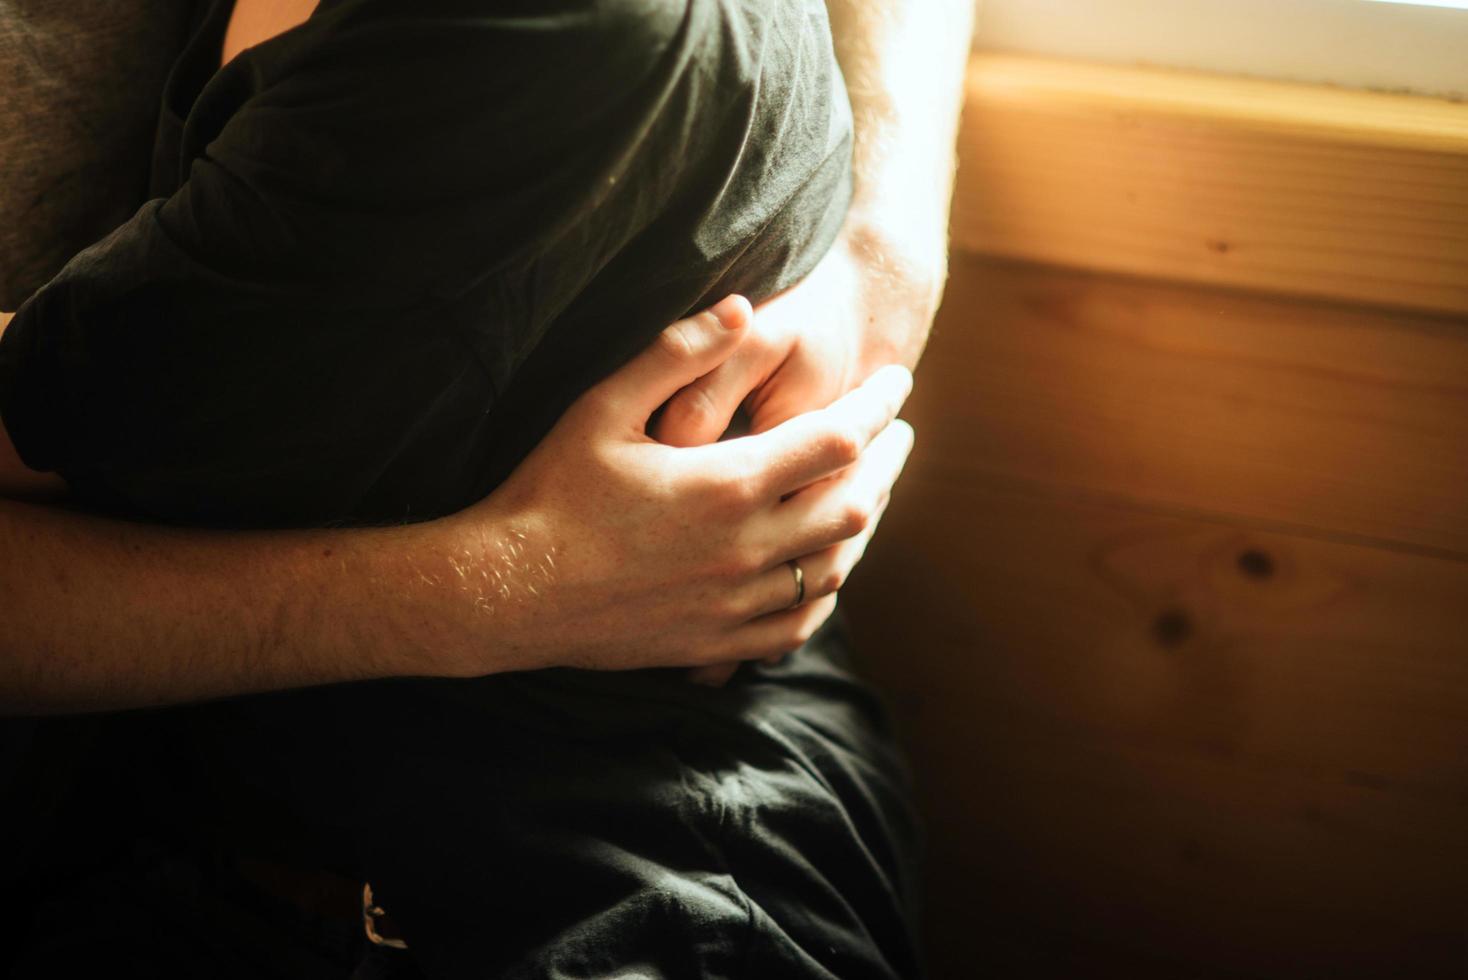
[844,253,1468,978]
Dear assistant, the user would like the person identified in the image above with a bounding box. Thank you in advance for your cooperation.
[0,298,914,709]
[0,0,972,975]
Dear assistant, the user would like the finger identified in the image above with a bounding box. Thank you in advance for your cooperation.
[750,494,890,668]
[747,557,810,619]
[755,417,913,560]
[758,507,883,667]
[687,662,742,687]
[739,491,891,624]
[716,593,839,662]
[653,338,780,448]
[596,295,752,423]
[736,364,912,500]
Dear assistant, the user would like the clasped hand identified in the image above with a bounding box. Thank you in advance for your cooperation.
[426,288,913,682]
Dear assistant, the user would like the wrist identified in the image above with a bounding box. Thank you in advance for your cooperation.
[378,499,555,680]
[296,523,451,682]
[331,521,485,681]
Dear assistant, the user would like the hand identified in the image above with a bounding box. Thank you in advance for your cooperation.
[653,239,869,449]
[421,295,914,678]
[655,235,936,685]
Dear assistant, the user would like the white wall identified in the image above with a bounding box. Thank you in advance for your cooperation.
[974,0,1468,100]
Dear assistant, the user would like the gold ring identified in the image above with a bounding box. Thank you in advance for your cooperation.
[787,559,805,608]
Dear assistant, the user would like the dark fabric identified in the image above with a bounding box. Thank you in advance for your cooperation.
[193,615,922,980]
[0,2,923,976]
[0,0,853,528]
[9,839,370,980]
[0,1,194,309]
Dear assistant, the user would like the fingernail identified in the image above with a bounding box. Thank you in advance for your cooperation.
[709,295,751,331]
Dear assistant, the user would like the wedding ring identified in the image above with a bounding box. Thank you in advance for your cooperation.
[786,559,805,609]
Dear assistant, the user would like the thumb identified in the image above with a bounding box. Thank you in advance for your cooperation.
[598,295,752,425]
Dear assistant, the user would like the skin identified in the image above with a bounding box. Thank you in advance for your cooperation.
[0,0,972,711]
[220,0,317,67]
[673,0,975,681]
[0,299,912,713]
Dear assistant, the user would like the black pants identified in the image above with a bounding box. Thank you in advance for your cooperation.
[7,614,922,979]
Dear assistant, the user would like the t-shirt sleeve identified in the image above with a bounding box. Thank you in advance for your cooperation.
[0,1,676,525]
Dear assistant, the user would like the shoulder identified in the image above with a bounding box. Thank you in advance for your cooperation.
[244,0,691,149]
[292,0,688,81]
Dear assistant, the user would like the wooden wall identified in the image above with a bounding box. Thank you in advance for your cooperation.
[843,253,1468,977]
[949,56,1468,319]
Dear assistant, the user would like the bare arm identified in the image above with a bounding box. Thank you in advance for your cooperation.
[0,0,964,707]
[0,300,913,714]
[665,1,972,684]
[827,0,974,367]
[656,0,972,435]
[1,297,434,708]
[0,493,434,713]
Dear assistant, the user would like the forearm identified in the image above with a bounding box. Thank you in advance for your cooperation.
[826,0,973,367]
[0,499,453,714]
[0,297,902,712]
[1,307,504,711]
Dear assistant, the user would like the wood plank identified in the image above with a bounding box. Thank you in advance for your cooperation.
[951,54,1468,316]
[844,471,1468,979]
[918,252,1468,556]
[842,254,1468,975]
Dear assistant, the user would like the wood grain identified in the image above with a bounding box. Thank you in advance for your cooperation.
[917,253,1468,556]
[846,470,1468,979]
[951,55,1468,316]
[842,253,1468,977]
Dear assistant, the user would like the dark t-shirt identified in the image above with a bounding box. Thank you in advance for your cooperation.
[0,0,852,527]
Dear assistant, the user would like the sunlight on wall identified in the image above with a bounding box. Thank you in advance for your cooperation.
[976,0,1468,99]
[1365,0,1468,9]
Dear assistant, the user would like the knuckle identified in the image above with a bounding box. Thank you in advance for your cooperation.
[720,471,761,511]
[819,426,863,468]
[838,501,871,536]
[818,568,846,597]
[713,542,764,580]
[738,542,772,576]
[685,465,753,515]
[669,386,718,426]
[834,429,864,467]
[676,464,723,501]
[658,393,722,449]
[711,592,749,623]
[657,320,697,361]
